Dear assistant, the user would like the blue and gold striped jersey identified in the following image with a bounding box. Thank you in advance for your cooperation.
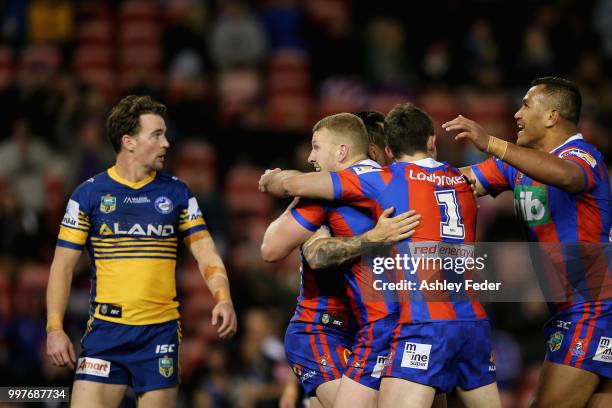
[57,166,207,325]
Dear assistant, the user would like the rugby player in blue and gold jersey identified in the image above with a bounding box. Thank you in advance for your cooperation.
[46,95,237,407]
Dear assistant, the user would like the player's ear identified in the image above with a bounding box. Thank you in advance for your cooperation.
[546,109,559,128]
[367,143,377,162]
[384,145,394,161]
[122,134,135,153]
[337,144,349,162]
[427,135,437,159]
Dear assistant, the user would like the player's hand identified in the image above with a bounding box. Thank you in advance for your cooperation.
[463,173,481,206]
[211,301,237,339]
[278,384,298,408]
[365,207,420,243]
[259,168,282,193]
[442,115,490,152]
[46,329,76,370]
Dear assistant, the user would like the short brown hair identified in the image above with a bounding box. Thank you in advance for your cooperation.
[385,103,434,156]
[106,95,167,153]
[312,113,369,155]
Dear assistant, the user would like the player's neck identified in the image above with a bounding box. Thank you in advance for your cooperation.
[395,151,430,163]
[342,154,369,168]
[114,155,154,183]
[537,127,579,152]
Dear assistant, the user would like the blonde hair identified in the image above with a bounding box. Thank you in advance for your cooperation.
[312,113,369,156]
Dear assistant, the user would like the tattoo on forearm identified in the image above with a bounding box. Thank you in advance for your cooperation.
[303,235,370,269]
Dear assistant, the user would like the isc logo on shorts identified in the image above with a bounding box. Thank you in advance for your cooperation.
[76,357,111,377]
[593,336,612,363]
[401,342,431,370]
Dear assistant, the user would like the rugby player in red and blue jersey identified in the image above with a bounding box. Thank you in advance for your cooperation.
[261,113,419,407]
[443,76,612,407]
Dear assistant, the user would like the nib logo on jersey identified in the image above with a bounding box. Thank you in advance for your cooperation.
[514,186,550,227]
[401,342,431,370]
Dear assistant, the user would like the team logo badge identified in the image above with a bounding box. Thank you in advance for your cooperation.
[559,148,597,168]
[100,304,108,315]
[571,339,586,358]
[154,196,174,214]
[100,194,116,214]
[548,331,564,352]
[321,313,330,325]
[489,352,496,372]
[159,356,174,378]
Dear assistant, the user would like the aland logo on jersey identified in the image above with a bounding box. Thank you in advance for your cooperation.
[98,222,175,236]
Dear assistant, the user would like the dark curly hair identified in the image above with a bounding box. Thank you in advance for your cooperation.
[106,95,167,153]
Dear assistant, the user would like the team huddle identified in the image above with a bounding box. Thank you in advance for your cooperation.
[44,77,610,407]
[259,77,611,408]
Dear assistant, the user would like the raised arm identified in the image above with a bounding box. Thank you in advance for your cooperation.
[444,115,585,193]
[302,208,420,269]
[46,246,82,369]
[187,232,237,339]
[259,169,335,199]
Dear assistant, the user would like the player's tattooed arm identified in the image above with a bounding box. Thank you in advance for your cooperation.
[303,208,420,270]
[303,233,366,269]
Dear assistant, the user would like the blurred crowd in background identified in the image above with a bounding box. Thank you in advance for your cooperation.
[0,0,611,406]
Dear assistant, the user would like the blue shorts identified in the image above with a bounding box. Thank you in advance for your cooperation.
[384,320,496,393]
[343,317,397,390]
[285,321,354,396]
[544,302,612,378]
[75,318,181,393]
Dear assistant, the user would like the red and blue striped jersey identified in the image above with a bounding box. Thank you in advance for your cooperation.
[290,160,382,327]
[472,134,612,311]
[330,158,487,323]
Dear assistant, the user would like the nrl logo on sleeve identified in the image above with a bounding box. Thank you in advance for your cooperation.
[559,148,597,168]
[62,199,80,227]
[187,197,203,220]
[353,165,382,175]
[100,194,116,214]
[159,356,174,378]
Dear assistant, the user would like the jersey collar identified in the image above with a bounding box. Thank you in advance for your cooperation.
[549,133,583,153]
[409,157,444,168]
[108,166,156,189]
[354,159,381,168]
